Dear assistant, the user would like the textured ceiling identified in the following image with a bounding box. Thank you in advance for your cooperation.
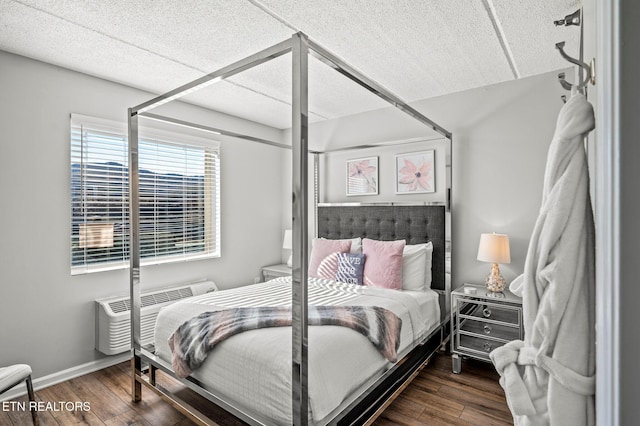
[0,0,581,129]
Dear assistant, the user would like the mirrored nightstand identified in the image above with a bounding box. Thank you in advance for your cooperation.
[450,283,523,374]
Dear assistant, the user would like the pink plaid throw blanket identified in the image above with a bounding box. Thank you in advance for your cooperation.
[168,305,402,378]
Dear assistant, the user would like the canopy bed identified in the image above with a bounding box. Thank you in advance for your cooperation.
[128,32,453,425]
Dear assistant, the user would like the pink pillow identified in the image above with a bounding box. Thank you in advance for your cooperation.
[362,239,406,289]
[309,239,352,278]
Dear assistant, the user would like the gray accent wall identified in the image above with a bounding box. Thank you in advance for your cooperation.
[0,51,286,378]
[618,0,640,422]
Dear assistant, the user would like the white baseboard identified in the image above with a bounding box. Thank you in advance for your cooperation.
[1,353,131,402]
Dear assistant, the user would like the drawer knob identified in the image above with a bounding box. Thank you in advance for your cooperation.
[483,342,493,352]
[482,307,492,318]
[483,325,492,334]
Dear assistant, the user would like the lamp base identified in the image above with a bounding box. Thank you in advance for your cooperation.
[287,254,292,268]
[485,263,506,292]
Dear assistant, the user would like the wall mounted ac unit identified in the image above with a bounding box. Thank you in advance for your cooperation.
[95,280,216,355]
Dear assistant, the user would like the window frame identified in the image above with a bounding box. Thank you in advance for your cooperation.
[70,113,221,275]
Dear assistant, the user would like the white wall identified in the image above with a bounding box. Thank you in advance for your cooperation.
[443,71,567,287]
[283,70,569,289]
[0,51,286,378]
[320,139,448,204]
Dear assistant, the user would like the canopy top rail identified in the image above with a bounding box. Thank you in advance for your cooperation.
[131,37,293,115]
[130,32,451,142]
[139,112,290,150]
[306,39,452,140]
[313,135,448,155]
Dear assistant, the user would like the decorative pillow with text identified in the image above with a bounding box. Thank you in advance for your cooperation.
[335,253,366,285]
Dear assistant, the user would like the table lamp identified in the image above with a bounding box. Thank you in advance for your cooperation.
[283,229,293,268]
[477,233,511,292]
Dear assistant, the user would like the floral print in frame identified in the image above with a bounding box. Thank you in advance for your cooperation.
[346,157,378,196]
[396,150,435,194]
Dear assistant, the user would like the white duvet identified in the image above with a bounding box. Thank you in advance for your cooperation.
[154,277,440,425]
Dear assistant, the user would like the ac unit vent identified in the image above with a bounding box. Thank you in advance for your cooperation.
[140,294,156,307]
[109,300,129,314]
[105,287,199,314]
[95,280,216,355]
[154,291,170,304]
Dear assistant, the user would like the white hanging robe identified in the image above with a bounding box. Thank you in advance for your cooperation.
[490,93,596,425]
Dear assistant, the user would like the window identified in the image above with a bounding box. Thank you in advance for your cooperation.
[70,114,220,274]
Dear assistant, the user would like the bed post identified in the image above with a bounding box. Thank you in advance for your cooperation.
[128,108,142,402]
[291,32,310,426]
[313,152,320,238]
[445,135,453,313]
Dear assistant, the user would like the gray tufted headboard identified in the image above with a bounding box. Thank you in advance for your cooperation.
[317,204,446,292]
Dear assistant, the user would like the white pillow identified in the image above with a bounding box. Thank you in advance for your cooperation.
[509,274,525,297]
[314,237,362,253]
[349,237,363,254]
[425,241,433,289]
[402,242,434,291]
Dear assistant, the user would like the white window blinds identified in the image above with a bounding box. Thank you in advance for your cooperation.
[70,114,220,274]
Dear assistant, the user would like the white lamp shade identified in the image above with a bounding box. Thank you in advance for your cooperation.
[283,229,293,250]
[477,233,511,264]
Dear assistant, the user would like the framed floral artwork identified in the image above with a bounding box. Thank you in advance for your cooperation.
[346,157,378,196]
[396,150,435,194]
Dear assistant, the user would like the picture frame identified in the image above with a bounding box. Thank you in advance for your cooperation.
[395,150,435,194]
[346,157,378,196]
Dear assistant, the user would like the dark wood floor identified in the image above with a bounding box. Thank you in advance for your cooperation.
[0,353,512,426]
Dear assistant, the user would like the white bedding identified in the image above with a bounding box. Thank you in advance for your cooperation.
[154,277,440,425]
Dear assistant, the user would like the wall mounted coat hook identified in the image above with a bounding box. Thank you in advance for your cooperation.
[558,72,573,91]
[554,9,581,26]
[556,42,591,90]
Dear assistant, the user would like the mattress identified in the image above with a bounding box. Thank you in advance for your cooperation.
[154,277,440,425]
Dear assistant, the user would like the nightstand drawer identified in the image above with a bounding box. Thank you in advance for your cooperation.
[459,318,520,341]
[460,299,521,326]
[458,334,506,358]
